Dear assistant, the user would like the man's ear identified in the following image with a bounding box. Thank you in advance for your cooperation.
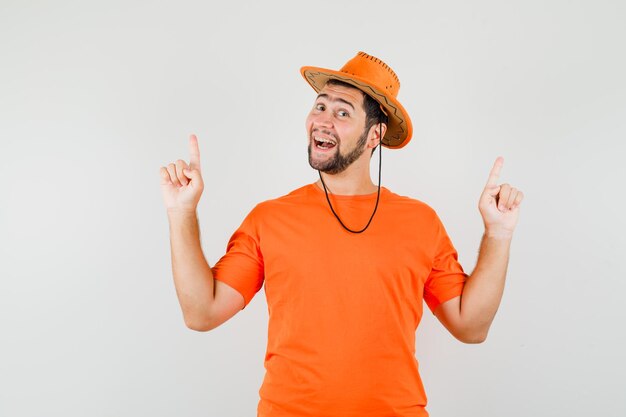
[367,122,387,149]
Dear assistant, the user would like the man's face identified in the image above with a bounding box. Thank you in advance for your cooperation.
[306,82,370,175]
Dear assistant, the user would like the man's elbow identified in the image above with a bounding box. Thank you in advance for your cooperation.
[462,332,487,344]
[183,314,214,332]
[457,327,488,344]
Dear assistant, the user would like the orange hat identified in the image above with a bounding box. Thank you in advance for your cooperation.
[301,51,413,149]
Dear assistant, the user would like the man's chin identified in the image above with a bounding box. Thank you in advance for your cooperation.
[308,158,345,175]
[308,159,330,172]
[308,146,336,170]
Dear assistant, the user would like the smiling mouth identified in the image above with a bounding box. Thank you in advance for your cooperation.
[312,135,337,150]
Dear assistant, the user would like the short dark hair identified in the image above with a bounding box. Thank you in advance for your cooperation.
[325,79,388,154]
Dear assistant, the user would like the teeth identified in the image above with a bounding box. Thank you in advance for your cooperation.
[314,136,336,145]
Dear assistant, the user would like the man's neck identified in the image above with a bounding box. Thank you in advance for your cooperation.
[315,166,378,195]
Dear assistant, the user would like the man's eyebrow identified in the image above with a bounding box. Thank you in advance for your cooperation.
[316,93,355,111]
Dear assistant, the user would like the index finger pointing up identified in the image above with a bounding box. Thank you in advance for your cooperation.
[486,156,504,187]
[189,134,201,170]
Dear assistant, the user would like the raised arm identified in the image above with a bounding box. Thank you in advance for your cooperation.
[434,157,524,343]
[160,134,244,331]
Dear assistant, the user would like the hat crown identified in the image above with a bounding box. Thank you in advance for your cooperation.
[340,51,400,98]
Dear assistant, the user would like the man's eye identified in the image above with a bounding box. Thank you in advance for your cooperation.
[316,104,325,111]
[337,110,349,117]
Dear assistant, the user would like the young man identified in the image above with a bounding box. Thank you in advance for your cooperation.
[159,51,524,417]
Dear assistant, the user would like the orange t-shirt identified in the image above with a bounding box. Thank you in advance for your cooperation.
[211,183,468,417]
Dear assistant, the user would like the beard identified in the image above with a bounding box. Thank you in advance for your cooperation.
[307,129,368,175]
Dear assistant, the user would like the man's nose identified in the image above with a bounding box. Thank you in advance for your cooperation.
[312,111,333,128]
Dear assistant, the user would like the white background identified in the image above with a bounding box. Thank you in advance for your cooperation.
[1,1,625,416]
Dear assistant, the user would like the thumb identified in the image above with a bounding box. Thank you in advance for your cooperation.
[488,184,501,195]
[183,168,203,184]
[482,185,501,200]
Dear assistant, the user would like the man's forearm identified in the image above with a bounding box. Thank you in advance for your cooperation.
[167,208,215,329]
[460,231,513,340]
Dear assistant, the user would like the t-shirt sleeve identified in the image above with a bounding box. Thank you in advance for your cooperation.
[211,207,265,310]
[423,212,468,314]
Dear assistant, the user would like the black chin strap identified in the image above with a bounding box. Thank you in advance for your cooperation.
[318,120,383,234]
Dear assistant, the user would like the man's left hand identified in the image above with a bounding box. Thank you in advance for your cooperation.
[478,157,524,238]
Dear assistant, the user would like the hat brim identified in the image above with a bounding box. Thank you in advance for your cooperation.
[301,66,413,149]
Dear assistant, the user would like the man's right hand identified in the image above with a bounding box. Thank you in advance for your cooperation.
[159,134,205,211]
